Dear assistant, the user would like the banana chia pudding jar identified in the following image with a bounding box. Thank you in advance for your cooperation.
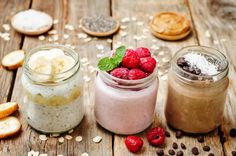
[165,46,229,133]
[21,45,84,133]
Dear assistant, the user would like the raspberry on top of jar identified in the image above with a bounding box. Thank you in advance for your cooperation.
[98,46,157,80]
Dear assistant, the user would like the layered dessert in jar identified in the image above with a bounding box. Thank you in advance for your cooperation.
[165,46,229,133]
[21,45,84,133]
[95,46,158,135]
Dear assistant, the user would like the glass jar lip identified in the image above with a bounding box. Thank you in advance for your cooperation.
[98,67,158,90]
[23,44,80,77]
[172,45,229,81]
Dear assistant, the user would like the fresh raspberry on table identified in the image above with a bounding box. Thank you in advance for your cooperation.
[124,136,143,153]
[128,68,146,80]
[121,49,140,69]
[136,47,151,58]
[146,127,165,146]
[110,67,129,79]
[140,57,157,73]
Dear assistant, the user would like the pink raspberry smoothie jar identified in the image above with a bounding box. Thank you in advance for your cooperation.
[95,70,158,135]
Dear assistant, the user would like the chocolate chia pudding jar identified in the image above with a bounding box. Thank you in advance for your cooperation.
[21,45,84,133]
[95,71,158,135]
[165,46,229,133]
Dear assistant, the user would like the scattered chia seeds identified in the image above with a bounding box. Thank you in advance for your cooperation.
[230,128,236,137]
[180,143,186,150]
[81,15,118,33]
[197,136,204,143]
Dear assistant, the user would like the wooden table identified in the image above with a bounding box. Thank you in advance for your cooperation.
[0,0,236,155]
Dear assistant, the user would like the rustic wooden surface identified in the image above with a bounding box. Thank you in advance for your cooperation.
[0,0,235,155]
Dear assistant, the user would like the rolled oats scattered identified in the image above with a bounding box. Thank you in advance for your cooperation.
[205,30,211,38]
[38,35,45,41]
[75,136,83,142]
[81,57,88,63]
[120,25,127,29]
[77,33,88,39]
[39,154,48,156]
[48,29,57,35]
[65,135,73,140]
[106,39,112,43]
[96,44,104,50]
[137,21,144,26]
[131,17,137,21]
[93,136,102,143]
[58,137,64,143]
[68,129,74,134]
[63,34,69,39]
[39,134,47,141]
[84,37,92,42]
[121,17,130,23]
[83,76,91,82]
[53,19,59,24]
[2,24,10,31]
[81,153,89,156]
[65,24,74,31]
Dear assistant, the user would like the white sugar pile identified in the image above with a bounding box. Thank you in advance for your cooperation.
[12,9,52,30]
[183,52,219,75]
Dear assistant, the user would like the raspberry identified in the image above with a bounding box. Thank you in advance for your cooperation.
[140,57,156,73]
[128,69,146,80]
[110,67,129,79]
[121,49,140,69]
[146,127,165,146]
[125,136,143,153]
[136,47,151,58]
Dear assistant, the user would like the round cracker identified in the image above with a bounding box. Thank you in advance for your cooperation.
[0,116,21,139]
[0,102,19,119]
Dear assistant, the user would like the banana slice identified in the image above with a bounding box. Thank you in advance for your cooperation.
[51,55,75,74]
[0,116,21,139]
[1,50,25,70]
[0,102,19,119]
[29,56,52,74]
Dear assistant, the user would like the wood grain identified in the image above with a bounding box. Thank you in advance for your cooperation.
[188,0,236,155]
[112,0,223,155]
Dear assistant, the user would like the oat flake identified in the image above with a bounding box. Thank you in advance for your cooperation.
[39,135,47,141]
[75,136,83,142]
[93,136,102,143]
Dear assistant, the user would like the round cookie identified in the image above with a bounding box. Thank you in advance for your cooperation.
[150,12,191,40]
[0,102,19,119]
[0,116,21,139]
[11,9,53,35]
[80,15,120,37]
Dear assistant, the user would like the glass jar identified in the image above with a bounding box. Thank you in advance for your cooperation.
[21,44,84,133]
[95,70,159,135]
[165,46,229,133]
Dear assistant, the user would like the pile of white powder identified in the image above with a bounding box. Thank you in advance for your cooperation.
[12,9,52,30]
[183,52,219,75]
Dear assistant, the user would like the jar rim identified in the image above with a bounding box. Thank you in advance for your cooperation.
[98,67,158,89]
[172,45,229,83]
[23,44,80,84]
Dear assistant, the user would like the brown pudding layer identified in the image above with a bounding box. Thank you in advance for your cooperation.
[165,50,229,133]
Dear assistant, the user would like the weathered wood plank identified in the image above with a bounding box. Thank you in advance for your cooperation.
[0,0,31,155]
[0,0,30,102]
[188,0,236,155]
[3,0,112,155]
[112,0,223,155]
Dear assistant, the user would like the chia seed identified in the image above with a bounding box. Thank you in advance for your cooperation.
[81,15,118,33]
